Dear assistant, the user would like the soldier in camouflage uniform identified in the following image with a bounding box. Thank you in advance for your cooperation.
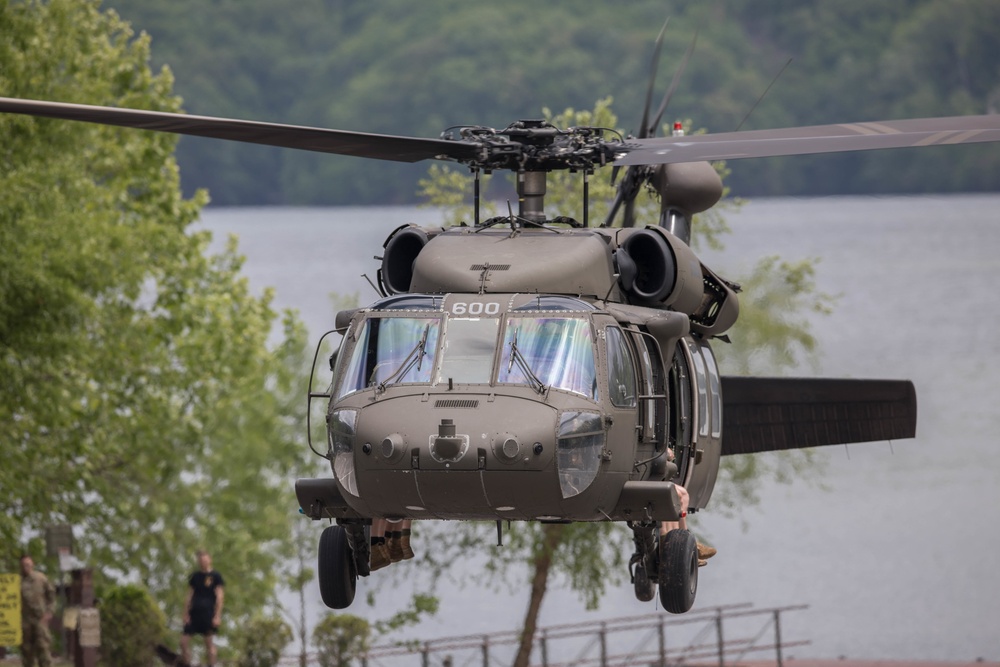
[20,555,56,667]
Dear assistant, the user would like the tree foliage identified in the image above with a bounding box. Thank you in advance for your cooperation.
[312,614,371,667]
[231,615,293,667]
[98,584,167,667]
[95,0,1000,204]
[1,0,309,627]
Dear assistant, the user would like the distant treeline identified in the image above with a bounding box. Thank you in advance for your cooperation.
[102,0,1000,205]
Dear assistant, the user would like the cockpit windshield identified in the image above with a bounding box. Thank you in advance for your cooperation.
[497,317,597,400]
[336,309,598,401]
[438,317,500,384]
[337,317,441,398]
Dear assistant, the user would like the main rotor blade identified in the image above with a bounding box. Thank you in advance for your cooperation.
[638,18,670,140]
[603,187,626,227]
[622,194,637,229]
[0,97,480,163]
[605,18,668,228]
[646,28,698,137]
[616,114,1000,165]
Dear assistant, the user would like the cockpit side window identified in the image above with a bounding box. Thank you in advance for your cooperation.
[496,317,597,400]
[606,326,637,408]
[337,316,441,398]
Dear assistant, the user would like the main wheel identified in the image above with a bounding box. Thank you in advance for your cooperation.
[658,529,698,614]
[318,525,357,609]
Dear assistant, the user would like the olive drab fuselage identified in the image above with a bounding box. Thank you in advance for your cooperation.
[321,290,723,524]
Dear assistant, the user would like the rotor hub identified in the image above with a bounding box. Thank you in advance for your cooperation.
[442,120,623,172]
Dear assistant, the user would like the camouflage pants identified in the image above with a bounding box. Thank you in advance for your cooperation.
[21,619,52,667]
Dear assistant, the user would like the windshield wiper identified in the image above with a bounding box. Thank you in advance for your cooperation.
[375,323,430,393]
[508,328,546,395]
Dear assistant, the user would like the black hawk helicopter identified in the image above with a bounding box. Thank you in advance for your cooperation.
[2,27,998,616]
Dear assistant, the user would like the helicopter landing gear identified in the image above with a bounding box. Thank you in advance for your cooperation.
[318,524,357,609]
[658,528,698,614]
[633,561,656,602]
[628,522,657,602]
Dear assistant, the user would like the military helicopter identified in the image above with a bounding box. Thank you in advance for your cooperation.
[2,26,998,617]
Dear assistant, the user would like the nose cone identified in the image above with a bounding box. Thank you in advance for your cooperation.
[352,393,561,519]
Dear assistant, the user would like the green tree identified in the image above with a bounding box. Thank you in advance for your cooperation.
[417,98,829,667]
[283,458,329,667]
[98,584,167,667]
[1,0,309,626]
[707,257,831,514]
[231,615,293,667]
[312,614,371,667]
[90,1,998,203]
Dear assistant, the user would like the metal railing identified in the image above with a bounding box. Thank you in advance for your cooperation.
[345,603,809,667]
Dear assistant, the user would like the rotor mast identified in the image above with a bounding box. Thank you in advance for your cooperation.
[517,170,547,223]
[463,120,614,227]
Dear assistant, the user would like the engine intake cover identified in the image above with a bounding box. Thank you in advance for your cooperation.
[619,227,702,313]
[382,225,439,294]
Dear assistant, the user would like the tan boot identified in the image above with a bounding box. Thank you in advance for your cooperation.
[698,559,708,567]
[387,532,404,563]
[370,542,391,571]
[697,542,717,560]
[400,529,415,560]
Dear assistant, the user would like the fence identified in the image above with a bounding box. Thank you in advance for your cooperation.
[346,603,809,667]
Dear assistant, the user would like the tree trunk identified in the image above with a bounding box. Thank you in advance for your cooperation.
[512,524,566,667]
[298,582,307,667]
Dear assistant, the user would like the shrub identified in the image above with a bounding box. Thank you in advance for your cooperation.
[98,584,166,667]
[313,614,370,667]
[231,615,292,667]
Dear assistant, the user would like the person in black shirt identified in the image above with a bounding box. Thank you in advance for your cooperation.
[181,549,225,666]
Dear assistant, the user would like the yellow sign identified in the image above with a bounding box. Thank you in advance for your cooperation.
[0,573,21,646]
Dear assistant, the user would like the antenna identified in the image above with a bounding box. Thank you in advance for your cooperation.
[473,167,481,226]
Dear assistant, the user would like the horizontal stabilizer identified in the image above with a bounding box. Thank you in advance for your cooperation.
[720,377,916,456]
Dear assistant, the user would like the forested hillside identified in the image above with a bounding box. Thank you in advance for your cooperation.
[100,0,1000,204]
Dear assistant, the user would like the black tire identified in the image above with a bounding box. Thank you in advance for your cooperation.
[633,562,656,602]
[658,529,698,614]
[318,525,357,609]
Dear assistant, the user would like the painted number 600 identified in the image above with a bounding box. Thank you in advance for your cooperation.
[451,301,500,316]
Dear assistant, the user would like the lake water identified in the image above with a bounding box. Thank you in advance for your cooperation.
[199,195,1000,662]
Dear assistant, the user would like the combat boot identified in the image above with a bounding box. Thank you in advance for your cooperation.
[697,542,717,560]
[387,531,404,563]
[400,528,415,560]
[370,542,391,571]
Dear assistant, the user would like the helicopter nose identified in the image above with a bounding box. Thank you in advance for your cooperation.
[351,393,563,519]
